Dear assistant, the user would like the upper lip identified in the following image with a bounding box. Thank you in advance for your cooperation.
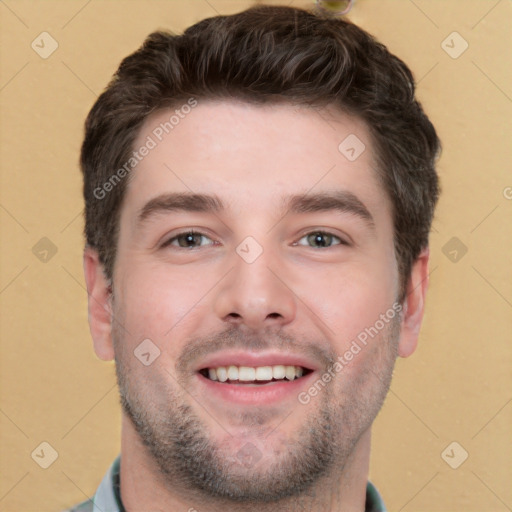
[195,350,320,372]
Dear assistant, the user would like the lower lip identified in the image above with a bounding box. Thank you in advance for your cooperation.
[196,372,316,406]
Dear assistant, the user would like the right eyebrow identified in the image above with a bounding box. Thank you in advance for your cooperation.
[136,192,225,227]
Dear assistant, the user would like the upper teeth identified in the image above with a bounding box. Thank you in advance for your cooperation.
[207,365,304,382]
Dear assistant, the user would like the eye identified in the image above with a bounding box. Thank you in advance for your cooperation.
[161,230,214,249]
[296,231,346,248]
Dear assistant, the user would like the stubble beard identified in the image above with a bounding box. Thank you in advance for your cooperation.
[113,319,399,507]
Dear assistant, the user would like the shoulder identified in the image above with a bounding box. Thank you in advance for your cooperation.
[61,498,94,512]
[366,481,387,512]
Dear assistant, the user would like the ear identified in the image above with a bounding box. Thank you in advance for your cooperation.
[397,247,430,358]
[83,247,115,361]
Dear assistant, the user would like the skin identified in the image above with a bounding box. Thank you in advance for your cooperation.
[84,100,429,512]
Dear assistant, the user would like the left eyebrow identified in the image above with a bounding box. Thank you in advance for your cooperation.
[284,191,375,231]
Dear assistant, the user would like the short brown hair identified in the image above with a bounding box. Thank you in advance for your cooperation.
[81,5,440,298]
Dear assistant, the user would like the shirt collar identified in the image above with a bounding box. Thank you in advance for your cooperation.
[92,455,123,512]
[93,455,386,512]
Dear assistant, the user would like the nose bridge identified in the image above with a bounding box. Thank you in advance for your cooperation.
[213,237,296,329]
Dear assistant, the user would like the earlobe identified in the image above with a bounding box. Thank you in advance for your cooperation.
[83,247,115,361]
[397,247,430,358]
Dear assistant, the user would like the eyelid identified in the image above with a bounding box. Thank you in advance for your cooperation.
[160,228,216,249]
[294,228,352,247]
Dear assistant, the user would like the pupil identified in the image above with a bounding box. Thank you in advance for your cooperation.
[310,232,330,247]
[180,233,199,247]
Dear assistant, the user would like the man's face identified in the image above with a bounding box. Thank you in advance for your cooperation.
[108,101,403,501]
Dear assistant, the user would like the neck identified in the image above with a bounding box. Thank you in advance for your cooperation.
[119,414,371,512]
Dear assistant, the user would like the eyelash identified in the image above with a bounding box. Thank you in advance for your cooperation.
[160,229,349,250]
[294,231,348,248]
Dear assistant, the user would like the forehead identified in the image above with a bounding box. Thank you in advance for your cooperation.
[124,100,390,221]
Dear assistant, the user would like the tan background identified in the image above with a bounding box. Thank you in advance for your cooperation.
[1,0,511,510]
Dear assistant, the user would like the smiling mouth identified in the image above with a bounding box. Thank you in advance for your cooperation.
[199,365,314,385]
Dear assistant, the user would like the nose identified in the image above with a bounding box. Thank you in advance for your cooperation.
[212,245,297,331]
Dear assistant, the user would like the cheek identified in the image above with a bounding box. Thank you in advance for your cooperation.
[115,258,217,349]
[294,257,397,346]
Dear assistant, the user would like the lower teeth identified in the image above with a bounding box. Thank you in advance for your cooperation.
[215,377,298,384]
